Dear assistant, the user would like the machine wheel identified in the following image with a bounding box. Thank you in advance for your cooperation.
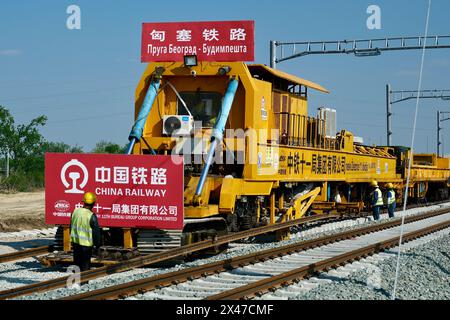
[182,218,229,255]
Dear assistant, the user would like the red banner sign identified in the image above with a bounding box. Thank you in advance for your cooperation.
[141,20,254,62]
[45,153,184,230]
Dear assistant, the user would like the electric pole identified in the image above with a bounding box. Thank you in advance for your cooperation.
[386,87,450,146]
[437,111,450,157]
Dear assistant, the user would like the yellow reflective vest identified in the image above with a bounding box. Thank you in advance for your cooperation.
[387,190,396,205]
[70,208,94,247]
[374,188,383,206]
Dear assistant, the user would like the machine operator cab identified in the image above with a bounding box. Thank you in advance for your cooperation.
[177,91,222,129]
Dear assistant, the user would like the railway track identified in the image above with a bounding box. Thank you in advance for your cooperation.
[0,213,339,300]
[59,207,450,300]
[0,246,52,264]
[0,201,438,267]
[0,203,448,300]
[209,219,450,300]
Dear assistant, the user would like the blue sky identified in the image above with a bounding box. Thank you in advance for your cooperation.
[1,0,449,153]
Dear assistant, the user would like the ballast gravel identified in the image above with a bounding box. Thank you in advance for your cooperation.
[10,203,450,300]
[265,229,450,300]
[0,227,57,242]
[0,227,63,291]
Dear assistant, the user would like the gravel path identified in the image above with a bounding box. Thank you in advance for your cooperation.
[267,230,450,300]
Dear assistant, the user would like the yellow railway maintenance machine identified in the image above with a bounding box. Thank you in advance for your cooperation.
[127,61,402,251]
[409,153,450,201]
[49,61,450,263]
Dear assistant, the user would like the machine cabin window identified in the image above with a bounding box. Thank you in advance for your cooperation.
[177,92,222,128]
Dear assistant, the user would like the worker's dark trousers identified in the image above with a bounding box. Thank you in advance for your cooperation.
[372,206,381,221]
[72,243,92,272]
[388,203,396,218]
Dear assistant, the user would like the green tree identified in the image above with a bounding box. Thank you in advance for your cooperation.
[0,106,15,158]
[0,106,47,171]
[0,106,48,191]
[43,141,84,154]
[92,141,126,154]
[0,106,88,192]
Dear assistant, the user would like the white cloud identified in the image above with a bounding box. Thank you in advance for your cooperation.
[0,49,22,56]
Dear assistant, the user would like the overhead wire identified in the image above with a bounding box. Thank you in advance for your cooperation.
[391,0,432,300]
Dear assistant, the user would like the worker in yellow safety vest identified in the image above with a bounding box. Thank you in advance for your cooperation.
[386,183,396,218]
[370,181,383,221]
[70,192,101,272]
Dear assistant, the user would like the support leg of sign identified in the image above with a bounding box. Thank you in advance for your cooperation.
[63,226,71,252]
[123,228,133,249]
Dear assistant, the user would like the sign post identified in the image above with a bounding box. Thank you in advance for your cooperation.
[141,20,255,62]
[45,153,184,230]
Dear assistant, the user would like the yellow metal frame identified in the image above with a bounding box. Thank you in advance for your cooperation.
[283,187,321,221]
[276,187,321,240]
[219,179,273,214]
[123,229,133,249]
[63,226,71,252]
[248,64,329,93]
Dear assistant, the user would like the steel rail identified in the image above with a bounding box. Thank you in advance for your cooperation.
[0,246,52,264]
[0,214,339,300]
[208,220,450,300]
[2,206,448,300]
[60,207,450,300]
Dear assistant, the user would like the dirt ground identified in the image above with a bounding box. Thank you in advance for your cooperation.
[0,191,47,232]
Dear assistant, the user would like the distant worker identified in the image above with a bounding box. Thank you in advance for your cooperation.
[370,181,383,221]
[334,187,342,204]
[386,183,396,218]
[70,192,101,272]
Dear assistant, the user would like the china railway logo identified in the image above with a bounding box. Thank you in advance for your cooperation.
[60,159,89,194]
[54,200,71,213]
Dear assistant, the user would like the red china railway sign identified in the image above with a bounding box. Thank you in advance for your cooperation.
[141,20,255,62]
[45,153,184,230]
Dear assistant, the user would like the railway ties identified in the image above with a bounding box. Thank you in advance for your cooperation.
[0,214,340,300]
[209,214,450,300]
[1,203,448,300]
[174,216,450,300]
[59,207,450,300]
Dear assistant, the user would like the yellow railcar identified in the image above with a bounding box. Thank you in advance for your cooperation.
[128,61,445,250]
[50,61,450,259]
